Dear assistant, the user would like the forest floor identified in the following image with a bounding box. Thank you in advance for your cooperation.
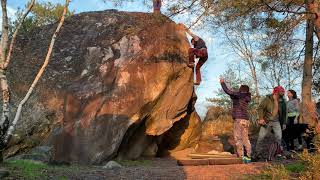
[0,147,308,180]
[1,157,269,180]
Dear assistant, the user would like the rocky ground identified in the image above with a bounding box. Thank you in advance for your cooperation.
[0,157,267,180]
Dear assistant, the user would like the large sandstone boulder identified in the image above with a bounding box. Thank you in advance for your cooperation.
[7,10,200,164]
[158,111,201,155]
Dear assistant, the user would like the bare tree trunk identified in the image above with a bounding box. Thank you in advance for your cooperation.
[0,0,10,162]
[0,0,9,63]
[271,59,280,86]
[252,65,260,102]
[287,61,291,90]
[4,0,70,146]
[246,59,260,102]
[0,0,36,162]
[0,0,9,122]
[309,1,320,40]
[301,0,315,125]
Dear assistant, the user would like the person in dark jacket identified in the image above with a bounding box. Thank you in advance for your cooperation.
[179,23,208,85]
[220,78,252,163]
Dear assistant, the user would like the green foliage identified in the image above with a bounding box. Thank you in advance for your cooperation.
[12,2,74,34]
[4,159,89,179]
[285,162,306,173]
[6,160,48,179]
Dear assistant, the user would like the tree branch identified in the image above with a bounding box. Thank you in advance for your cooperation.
[168,0,199,17]
[188,11,206,28]
[2,0,36,70]
[262,0,309,15]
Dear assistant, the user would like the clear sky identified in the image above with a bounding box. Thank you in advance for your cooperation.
[3,0,233,119]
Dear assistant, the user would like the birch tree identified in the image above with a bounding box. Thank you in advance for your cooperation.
[0,0,70,161]
[0,0,36,161]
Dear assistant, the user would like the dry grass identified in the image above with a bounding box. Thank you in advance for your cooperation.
[265,164,291,180]
[299,136,320,180]
[299,151,320,179]
[263,137,320,180]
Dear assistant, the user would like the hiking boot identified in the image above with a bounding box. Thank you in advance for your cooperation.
[242,156,251,164]
[187,63,195,68]
[194,82,200,85]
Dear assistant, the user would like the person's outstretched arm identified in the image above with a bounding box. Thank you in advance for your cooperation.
[220,78,235,96]
[179,23,199,41]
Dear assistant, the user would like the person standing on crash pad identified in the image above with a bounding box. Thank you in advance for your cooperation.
[153,0,161,14]
[179,23,208,85]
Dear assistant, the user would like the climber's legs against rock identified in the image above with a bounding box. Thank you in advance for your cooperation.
[153,0,161,13]
[188,48,208,85]
[195,58,207,85]
[188,48,195,68]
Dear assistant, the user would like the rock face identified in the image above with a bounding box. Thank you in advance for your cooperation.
[8,10,200,164]
[158,111,201,155]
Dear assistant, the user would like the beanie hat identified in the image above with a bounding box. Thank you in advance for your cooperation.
[272,86,285,95]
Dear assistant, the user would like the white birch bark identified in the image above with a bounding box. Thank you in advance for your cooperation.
[4,0,70,144]
[0,0,10,134]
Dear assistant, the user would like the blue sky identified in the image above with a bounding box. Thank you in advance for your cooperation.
[4,0,232,119]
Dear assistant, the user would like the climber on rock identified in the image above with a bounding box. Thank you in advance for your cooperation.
[153,0,161,14]
[179,23,208,85]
